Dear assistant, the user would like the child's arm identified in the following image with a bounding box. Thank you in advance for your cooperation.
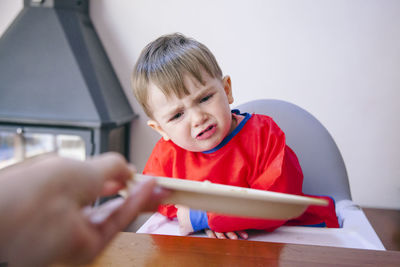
[175,205,194,235]
[176,206,248,239]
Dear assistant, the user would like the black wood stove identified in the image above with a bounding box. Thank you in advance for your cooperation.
[0,0,135,169]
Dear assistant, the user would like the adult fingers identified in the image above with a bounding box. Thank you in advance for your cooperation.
[101,164,137,196]
[84,198,125,225]
[83,153,136,200]
[87,152,132,186]
[96,179,168,243]
[21,155,103,206]
[27,153,131,205]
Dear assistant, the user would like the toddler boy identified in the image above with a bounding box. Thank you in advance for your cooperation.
[131,33,339,239]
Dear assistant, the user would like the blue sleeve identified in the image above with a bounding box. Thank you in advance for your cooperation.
[189,209,209,232]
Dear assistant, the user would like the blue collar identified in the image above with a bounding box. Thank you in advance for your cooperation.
[202,109,251,154]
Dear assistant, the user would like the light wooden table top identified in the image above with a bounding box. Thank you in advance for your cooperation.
[79,207,400,266]
[83,232,400,266]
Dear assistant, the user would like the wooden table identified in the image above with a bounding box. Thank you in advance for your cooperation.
[83,208,400,266]
[363,207,400,251]
[84,232,400,266]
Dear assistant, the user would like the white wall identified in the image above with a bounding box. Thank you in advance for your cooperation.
[1,0,399,209]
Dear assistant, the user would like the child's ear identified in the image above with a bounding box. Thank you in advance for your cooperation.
[147,120,170,141]
[223,75,234,104]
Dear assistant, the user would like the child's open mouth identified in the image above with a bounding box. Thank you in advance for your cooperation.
[196,124,216,140]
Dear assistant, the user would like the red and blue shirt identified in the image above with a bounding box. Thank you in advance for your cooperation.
[143,110,339,232]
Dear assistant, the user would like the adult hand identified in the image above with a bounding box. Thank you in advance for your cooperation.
[0,152,168,266]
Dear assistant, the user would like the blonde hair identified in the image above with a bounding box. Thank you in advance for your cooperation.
[131,33,223,118]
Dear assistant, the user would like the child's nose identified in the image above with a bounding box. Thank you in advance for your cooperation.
[191,108,207,127]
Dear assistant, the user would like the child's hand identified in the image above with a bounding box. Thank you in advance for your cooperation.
[175,205,194,235]
[205,229,248,240]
